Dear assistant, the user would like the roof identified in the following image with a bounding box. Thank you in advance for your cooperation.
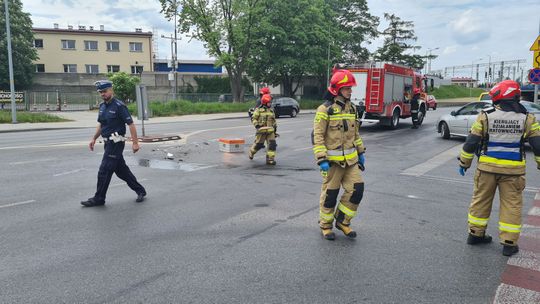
[32,27,153,37]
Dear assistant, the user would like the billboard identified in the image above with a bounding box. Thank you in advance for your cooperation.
[0,91,24,103]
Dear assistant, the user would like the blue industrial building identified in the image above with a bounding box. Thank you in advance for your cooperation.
[153,59,223,74]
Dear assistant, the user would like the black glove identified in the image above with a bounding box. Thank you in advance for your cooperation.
[255,125,260,129]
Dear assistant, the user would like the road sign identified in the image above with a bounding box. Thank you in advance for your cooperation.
[534,51,540,68]
[530,35,540,51]
[529,68,540,84]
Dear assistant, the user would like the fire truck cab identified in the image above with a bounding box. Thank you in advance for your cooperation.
[349,62,427,129]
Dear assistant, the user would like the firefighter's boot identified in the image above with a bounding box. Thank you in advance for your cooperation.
[248,149,255,160]
[266,155,276,165]
[503,245,519,257]
[321,228,335,240]
[466,233,493,245]
[335,222,357,238]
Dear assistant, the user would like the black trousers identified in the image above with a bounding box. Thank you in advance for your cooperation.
[94,141,145,202]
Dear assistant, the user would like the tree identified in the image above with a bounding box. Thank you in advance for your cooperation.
[327,0,379,65]
[374,13,424,69]
[247,0,332,97]
[0,0,38,90]
[160,0,263,102]
[107,72,140,102]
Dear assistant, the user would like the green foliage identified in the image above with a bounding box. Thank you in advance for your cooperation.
[374,13,426,70]
[299,99,325,110]
[0,111,70,123]
[0,0,38,90]
[160,0,264,102]
[247,0,332,97]
[127,100,253,117]
[106,72,140,102]
[326,0,379,65]
[431,85,485,99]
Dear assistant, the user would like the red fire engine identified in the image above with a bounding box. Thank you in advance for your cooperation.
[349,62,431,129]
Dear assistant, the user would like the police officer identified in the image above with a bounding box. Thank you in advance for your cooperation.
[249,93,277,165]
[458,80,540,256]
[410,88,421,129]
[313,69,366,240]
[81,80,147,207]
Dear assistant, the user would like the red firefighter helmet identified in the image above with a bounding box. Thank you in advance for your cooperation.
[413,88,421,95]
[261,94,272,106]
[259,87,270,95]
[328,69,357,96]
[489,80,521,102]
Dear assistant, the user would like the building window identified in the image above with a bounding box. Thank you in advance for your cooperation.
[61,40,76,50]
[63,64,77,73]
[34,39,44,48]
[131,65,143,74]
[84,41,98,51]
[85,64,99,74]
[35,64,45,73]
[106,41,120,51]
[107,65,120,73]
[129,42,143,52]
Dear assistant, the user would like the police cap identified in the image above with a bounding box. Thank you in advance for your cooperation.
[95,80,113,91]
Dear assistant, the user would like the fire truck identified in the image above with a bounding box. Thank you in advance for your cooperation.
[349,62,430,129]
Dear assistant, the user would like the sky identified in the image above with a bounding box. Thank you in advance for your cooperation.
[22,0,540,79]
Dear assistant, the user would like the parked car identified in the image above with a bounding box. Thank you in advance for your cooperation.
[247,97,300,118]
[478,92,491,101]
[425,94,437,110]
[437,101,492,139]
[437,100,540,139]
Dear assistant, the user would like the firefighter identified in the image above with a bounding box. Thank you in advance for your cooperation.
[410,88,421,129]
[313,69,366,240]
[249,93,277,165]
[255,87,271,108]
[458,80,540,256]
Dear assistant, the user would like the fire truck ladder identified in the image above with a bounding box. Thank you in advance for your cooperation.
[369,69,381,109]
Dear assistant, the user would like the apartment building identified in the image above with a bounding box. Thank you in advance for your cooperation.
[32,24,153,75]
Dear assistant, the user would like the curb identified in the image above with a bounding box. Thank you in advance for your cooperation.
[492,193,540,303]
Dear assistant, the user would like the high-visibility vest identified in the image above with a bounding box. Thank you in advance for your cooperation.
[479,110,526,167]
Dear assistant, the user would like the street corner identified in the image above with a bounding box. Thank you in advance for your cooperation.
[493,192,540,303]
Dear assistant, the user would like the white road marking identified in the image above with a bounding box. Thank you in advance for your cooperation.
[407,195,419,199]
[493,283,540,304]
[9,158,57,165]
[110,178,149,188]
[529,207,540,216]
[0,141,88,150]
[536,192,540,200]
[507,250,540,272]
[401,143,462,176]
[0,200,37,209]
[53,168,85,177]
[406,174,539,193]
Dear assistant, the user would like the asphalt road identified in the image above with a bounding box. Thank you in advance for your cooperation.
[1,108,539,303]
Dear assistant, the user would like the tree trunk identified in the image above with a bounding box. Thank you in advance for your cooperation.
[227,68,245,103]
[281,74,293,97]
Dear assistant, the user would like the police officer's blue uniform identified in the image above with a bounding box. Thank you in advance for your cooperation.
[81,81,146,206]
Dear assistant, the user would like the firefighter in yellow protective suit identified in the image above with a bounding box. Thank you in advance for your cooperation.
[313,69,366,240]
[249,94,277,165]
[459,80,540,256]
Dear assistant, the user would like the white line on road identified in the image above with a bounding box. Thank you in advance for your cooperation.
[0,141,88,150]
[53,168,85,177]
[529,207,540,216]
[493,283,540,304]
[507,250,540,272]
[406,174,539,193]
[0,200,37,209]
[9,158,57,165]
[401,143,462,176]
[293,147,312,152]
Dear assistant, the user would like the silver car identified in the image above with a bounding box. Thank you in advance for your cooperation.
[437,100,540,139]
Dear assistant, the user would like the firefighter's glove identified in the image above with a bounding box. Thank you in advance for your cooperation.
[358,154,365,171]
[319,161,330,177]
[458,167,467,176]
[255,125,261,129]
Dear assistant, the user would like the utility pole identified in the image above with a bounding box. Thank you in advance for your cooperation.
[173,0,178,101]
[4,0,17,123]
[535,18,540,104]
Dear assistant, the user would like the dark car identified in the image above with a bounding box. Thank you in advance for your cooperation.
[248,97,300,118]
[272,97,300,117]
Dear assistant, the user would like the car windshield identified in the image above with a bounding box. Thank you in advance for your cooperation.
[521,101,540,113]
[480,93,491,100]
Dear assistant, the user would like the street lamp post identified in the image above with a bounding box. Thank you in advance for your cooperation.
[4,0,17,123]
[427,47,439,74]
[161,33,181,101]
[470,57,483,97]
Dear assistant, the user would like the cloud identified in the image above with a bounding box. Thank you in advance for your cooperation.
[442,45,458,55]
[449,9,490,45]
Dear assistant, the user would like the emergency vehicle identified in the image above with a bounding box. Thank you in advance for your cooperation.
[349,62,431,129]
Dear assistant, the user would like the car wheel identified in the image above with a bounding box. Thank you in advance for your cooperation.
[389,108,400,129]
[291,109,297,118]
[440,121,450,139]
[416,106,426,126]
[433,105,437,110]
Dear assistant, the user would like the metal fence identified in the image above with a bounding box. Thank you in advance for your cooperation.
[150,93,257,103]
[25,91,100,111]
